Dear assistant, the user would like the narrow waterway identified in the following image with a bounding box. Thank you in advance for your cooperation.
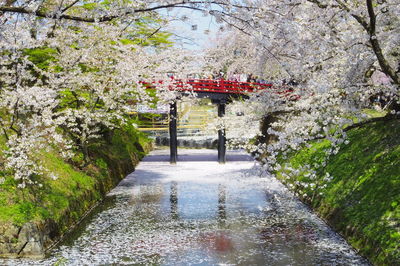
[2,149,369,265]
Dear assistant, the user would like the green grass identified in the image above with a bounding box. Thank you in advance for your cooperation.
[276,119,400,265]
[0,122,151,232]
[363,108,387,118]
[0,149,100,226]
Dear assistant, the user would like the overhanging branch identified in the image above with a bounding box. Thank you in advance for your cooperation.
[365,0,399,85]
[0,1,257,23]
[308,0,399,86]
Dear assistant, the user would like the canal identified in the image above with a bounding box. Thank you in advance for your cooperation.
[1,149,369,265]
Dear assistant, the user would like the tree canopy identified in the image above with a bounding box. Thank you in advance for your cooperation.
[0,0,399,186]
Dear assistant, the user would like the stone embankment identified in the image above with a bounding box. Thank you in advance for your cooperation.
[0,222,48,258]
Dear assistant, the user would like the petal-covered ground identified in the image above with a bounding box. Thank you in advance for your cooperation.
[1,149,369,265]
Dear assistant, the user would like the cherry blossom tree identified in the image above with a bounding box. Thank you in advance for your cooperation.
[203,0,399,176]
[0,0,204,187]
[0,0,399,187]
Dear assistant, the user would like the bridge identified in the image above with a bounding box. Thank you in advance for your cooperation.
[141,79,275,164]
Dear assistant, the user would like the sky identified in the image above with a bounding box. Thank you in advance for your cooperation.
[160,7,221,51]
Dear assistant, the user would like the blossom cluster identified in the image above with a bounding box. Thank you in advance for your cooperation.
[203,0,399,192]
[0,2,202,187]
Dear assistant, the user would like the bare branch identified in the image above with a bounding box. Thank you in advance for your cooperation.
[0,1,256,23]
[61,0,79,13]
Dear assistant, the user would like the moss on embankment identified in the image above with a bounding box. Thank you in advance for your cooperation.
[275,119,400,265]
[0,124,151,257]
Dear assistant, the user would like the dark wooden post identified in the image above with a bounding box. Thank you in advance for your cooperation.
[217,103,226,164]
[169,101,178,164]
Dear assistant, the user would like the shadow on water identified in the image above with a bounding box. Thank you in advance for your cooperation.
[53,195,118,249]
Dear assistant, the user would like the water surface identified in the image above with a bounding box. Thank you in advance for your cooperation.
[1,149,369,265]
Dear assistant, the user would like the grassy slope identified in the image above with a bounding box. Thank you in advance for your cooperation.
[0,124,151,233]
[276,119,400,265]
[0,151,98,227]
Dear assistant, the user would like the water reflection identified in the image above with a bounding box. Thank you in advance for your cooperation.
[0,149,370,266]
[170,181,179,220]
[217,184,226,226]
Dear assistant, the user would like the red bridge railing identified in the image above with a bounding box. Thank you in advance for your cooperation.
[140,78,300,100]
[141,79,273,94]
[176,79,273,94]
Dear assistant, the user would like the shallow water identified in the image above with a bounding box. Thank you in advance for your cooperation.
[1,149,369,265]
